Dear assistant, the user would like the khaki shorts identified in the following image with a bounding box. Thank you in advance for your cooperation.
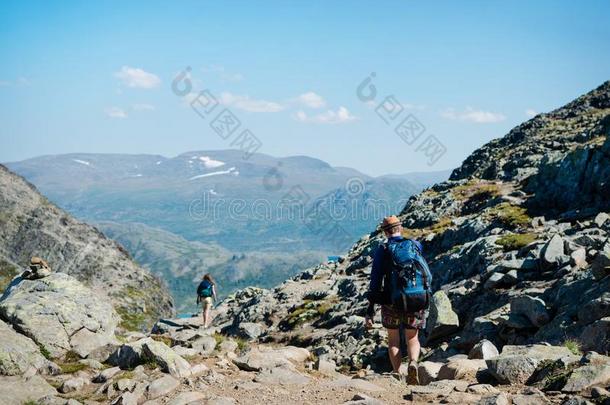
[381,305,427,330]
[201,297,213,310]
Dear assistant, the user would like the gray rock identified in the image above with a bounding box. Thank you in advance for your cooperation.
[0,272,119,358]
[484,273,505,290]
[510,295,550,327]
[236,322,263,340]
[191,335,217,355]
[580,317,610,353]
[141,340,192,378]
[476,392,510,405]
[219,339,238,353]
[327,377,384,392]
[93,366,122,383]
[315,358,337,376]
[578,293,610,324]
[570,248,588,268]
[254,366,310,385]
[541,234,566,269]
[486,344,573,384]
[0,319,59,376]
[172,346,199,358]
[166,391,206,405]
[0,374,57,405]
[107,337,152,369]
[426,291,460,341]
[437,358,487,381]
[469,340,500,360]
[59,377,87,393]
[468,384,500,395]
[562,363,610,393]
[591,244,610,280]
[147,375,180,400]
[344,393,386,405]
[417,361,442,385]
[594,212,610,228]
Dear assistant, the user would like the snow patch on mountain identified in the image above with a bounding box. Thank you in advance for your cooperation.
[199,156,225,168]
[72,159,91,166]
[189,167,238,180]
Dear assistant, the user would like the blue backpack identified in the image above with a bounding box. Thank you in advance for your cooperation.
[386,239,432,313]
[197,280,214,298]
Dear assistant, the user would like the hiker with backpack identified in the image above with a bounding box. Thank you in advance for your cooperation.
[196,274,217,328]
[365,215,433,385]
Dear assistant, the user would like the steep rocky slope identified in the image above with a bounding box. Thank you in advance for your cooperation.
[211,82,610,397]
[0,164,174,329]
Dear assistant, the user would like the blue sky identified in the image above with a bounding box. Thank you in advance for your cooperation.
[1,0,609,176]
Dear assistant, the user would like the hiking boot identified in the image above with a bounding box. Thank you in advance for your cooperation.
[397,363,409,383]
[407,361,419,385]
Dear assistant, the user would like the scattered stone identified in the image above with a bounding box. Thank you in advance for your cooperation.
[0,375,58,405]
[486,344,573,384]
[166,391,206,405]
[510,295,550,327]
[469,340,500,360]
[93,366,122,383]
[142,340,192,378]
[570,248,588,268]
[417,361,443,385]
[476,392,510,405]
[236,322,264,340]
[59,376,87,393]
[328,377,384,392]
[190,335,217,356]
[315,358,337,376]
[468,384,500,395]
[426,291,460,341]
[343,393,386,405]
[594,213,610,228]
[0,319,59,376]
[541,234,567,269]
[562,363,610,393]
[437,358,487,381]
[147,375,180,400]
[254,366,310,385]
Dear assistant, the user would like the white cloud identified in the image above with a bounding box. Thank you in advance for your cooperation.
[293,106,357,124]
[115,66,161,89]
[132,103,155,111]
[525,109,538,118]
[202,65,244,82]
[441,107,506,123]
[219,92,284,113]
[295,92,326,109]
[105,107,128,119]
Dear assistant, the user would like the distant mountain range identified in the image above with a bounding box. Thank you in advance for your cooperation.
[6,151,445,311]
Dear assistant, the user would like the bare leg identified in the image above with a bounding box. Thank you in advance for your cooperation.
[387,328,402,372]
[406,329,420,362]
[204,305,211,328]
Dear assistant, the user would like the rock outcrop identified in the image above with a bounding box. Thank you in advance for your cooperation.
[0,164,174,330]
[0,272,119,358]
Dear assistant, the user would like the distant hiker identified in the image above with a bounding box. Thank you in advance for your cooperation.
[197,274,217,328]
[365,215,432,385]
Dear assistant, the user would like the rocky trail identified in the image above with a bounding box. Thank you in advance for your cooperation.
[1,81,610,404]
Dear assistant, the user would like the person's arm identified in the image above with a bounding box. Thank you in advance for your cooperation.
[212,285,217,302]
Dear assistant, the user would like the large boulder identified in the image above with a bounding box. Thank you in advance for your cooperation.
[141,339,192,378]
[580,317,610,354]
[107,338,152,369]
[469,340,500,360]
[486,344,573,384]
[0,272,119,358]
[562,363,610,393]
[0,319,58,376]
[426,291,460,341]
[510,295,550,327]
[0,375,57,405]
[540,234,567,269]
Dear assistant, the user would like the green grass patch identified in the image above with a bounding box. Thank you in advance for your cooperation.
[213,333,225,346]
[402,217,453,240]
[564,339,582,356]
[487,203,531,228]
[234,337,248,353]
[452,180,501,201]
[282,297,338,330]
[116,306,147,332]
[496,233,538,251]
[38,344,52,360]
[59,362,88,374]
[151,335,173,347]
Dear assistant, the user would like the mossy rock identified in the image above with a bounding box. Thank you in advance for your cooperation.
[496,233,538,251]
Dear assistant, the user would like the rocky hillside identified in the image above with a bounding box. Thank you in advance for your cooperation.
[0,164,174,330]
[209,81,610,401]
